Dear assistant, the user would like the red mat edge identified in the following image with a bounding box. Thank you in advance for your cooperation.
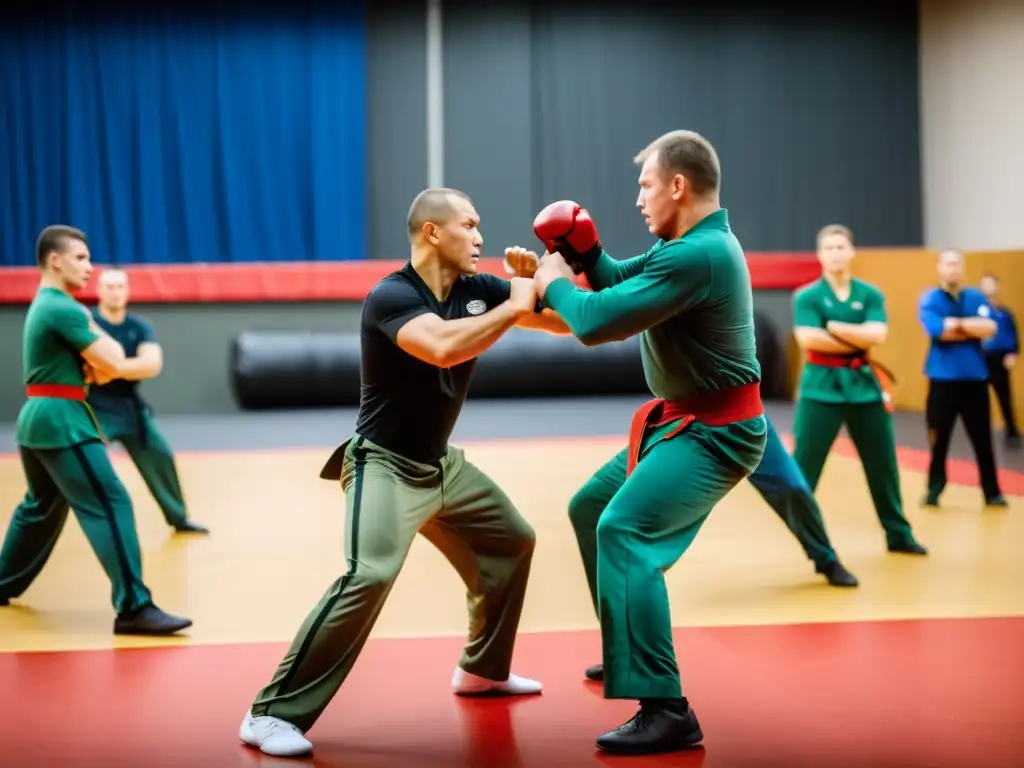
[0,253,820,304]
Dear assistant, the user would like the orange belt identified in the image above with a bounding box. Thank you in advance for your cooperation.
[804,350,896,413]
[26,384,87,401]
[626,382,764,476]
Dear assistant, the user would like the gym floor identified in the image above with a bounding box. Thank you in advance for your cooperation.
[0,398,1021,767]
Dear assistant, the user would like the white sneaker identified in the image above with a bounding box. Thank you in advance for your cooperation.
[451,666,543,696]
[239,710,314,757]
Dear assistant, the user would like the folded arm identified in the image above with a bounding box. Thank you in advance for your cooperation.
[826,321,888,349]
[919,297,968,341]
[793,327,859,354]
[116,342,164,380]
[959,316,997,340]
[543,245,707,346]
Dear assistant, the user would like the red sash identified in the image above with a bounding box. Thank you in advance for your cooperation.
[804,350,897,413]
[26,384,87,401]
[626,382,763,476]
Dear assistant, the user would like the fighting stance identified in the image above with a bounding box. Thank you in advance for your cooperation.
[791,225,927,555]
[240,188,569,758]
[504,262,857,589]
[0,225,191,635]
[979,272,1020,450]
[918,251,1006,507]
[88,269,208,534]
[531,130,768,755]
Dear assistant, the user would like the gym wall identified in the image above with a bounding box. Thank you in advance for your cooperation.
[2,2,1020,420]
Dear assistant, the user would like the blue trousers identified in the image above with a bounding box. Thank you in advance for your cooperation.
[748,418,838,568]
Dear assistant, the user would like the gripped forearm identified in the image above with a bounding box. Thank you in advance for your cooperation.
[435,302,524,367]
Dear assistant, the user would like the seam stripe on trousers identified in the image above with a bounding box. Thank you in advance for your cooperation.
[71,442,139,609]
[276,437,366,697]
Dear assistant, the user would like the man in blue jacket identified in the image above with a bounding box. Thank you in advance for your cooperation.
[917,251,1007,507]
[979,272,1020,450]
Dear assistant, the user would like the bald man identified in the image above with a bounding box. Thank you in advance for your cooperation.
[87,270,207,534]
[240,188,570,759]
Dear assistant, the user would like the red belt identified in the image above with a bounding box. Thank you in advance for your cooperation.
[805,350,868,368]
[803,350,897,413]
[626,382,763,476]
[26,384,87,401]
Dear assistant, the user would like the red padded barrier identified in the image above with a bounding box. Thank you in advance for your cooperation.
[0,253,819,304]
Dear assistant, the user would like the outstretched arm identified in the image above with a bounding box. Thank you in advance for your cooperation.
[535,246,707,346]
[374,277,535,369]
[583,249,650,290]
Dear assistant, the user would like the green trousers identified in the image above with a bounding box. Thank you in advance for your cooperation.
[0,440,154,614]
[747,417,838,569]
[250,435,537,732]
[792,399,914,546]
[92,401,188,528]
[567,420,763,700]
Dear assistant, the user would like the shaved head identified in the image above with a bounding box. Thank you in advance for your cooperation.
[407,187,473,241]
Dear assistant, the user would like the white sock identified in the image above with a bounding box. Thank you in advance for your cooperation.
[451,666,543,696]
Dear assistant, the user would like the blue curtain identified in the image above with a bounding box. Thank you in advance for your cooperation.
[0,5,367,266]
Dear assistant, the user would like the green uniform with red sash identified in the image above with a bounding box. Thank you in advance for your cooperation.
[0,287,154,615]
[791,277,918,548]
[543,209,768,701]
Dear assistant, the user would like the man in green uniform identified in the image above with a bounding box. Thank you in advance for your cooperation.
[0,225,192,635]
[87,268,207,534]
[791,224,927,555]
[239,189,571,759]
[532,130,768,756]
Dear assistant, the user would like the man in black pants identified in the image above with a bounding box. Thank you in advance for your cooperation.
[917,250,1007,508]
[979,272,1020,450]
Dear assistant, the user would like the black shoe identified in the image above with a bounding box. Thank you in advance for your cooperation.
[921,494,940,507]
[173,520,209,534]
[817,560,859,587]
[888,539,928,555]
[114,604,192,636]
[584,663,604,682]
[985,495,1008,507]
[0,596,8,606]
[1005,435,1020,450]
[596,699,703,755]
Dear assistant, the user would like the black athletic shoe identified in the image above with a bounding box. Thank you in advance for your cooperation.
[985,495,1008,507]
[817,560,859,587]
[114,604,192,636]
[596,698,703,755]
[888,539,929,556]
[0,596,8,606]
[584,663,603,682]
[173,520,210,534]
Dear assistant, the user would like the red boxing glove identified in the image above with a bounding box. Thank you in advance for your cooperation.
[533,200,602,273]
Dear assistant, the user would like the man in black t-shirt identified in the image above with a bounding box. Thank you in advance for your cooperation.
[240,187,570,758]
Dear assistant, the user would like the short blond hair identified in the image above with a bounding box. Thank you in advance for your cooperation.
[817,224,854,247]
[633,130,720,196]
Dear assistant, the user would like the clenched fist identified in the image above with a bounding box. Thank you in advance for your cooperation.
[503,246,540,278]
